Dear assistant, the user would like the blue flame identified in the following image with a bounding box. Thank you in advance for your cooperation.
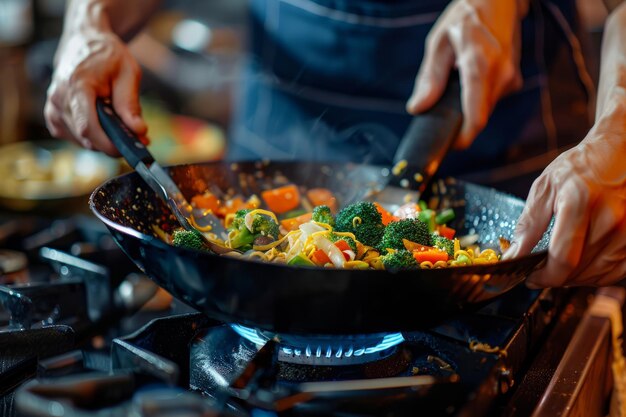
[231,324,404,359]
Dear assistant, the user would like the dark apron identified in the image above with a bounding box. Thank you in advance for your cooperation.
[228,0,591,196]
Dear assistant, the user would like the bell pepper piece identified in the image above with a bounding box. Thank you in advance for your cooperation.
[306,188,337,212]
[288,254,315,267]
[438,225,456,240]
[374,202,400,226]
[262,184,301,214]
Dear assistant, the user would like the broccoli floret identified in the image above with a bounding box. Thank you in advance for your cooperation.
[231,209,252,229]
[328,232,357,253]
[312,205,335,227]
[228,210,279,251]
[172,229,208,252]
[432,235,454,257]
[335,202,385,248]
[251,214,279,238]
[379,219,431,251]
[382,249,417,271]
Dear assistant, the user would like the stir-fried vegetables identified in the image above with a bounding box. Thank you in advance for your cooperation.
[163,184,501,270]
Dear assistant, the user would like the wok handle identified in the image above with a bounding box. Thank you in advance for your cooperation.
[96,98,154,169]
[392,72,462,189]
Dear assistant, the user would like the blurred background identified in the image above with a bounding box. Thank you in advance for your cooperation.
[0,0,609,213]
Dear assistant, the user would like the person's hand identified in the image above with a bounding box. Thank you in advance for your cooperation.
[45,30,147,155]
[406,0,527,149]
[504,100,626,287]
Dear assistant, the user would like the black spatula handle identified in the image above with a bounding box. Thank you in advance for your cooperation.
[96,98,154,168]
[392,72,462,187]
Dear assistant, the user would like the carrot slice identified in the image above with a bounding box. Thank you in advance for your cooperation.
[280,212,312,231]
[307,188,337,212]
[191,192,221,214]
[413,249,449,264]
[311,249,331,266]
[374,202,400,226]
[262,185,301,214]
[402,239,433,253]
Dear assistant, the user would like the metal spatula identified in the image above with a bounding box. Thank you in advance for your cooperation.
[96,98,231,254]
[344,73,462,208]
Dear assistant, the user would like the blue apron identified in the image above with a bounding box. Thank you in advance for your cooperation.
[228,0,590,191]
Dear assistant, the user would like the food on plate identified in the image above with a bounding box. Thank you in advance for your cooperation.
[166,185,501,270]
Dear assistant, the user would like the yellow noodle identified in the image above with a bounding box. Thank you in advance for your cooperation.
[245,209,279,225]
[420,261,434,269]
[252,231,296,251]
[311,221,334,231]
[332,231,358,240]
[454,250,472,260]
[433,260,448,269]
[189,216,213,232]
[224,213,236,228]
[248,251,268,261]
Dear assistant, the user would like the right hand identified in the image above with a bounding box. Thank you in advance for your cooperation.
[406,0,526,150]
[45,30,147,155]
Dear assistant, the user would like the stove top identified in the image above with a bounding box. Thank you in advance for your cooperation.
[0,213,580,417]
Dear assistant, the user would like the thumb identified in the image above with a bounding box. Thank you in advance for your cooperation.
[112,62,148,139]
[503,176,555,260]
[406,35,454,114]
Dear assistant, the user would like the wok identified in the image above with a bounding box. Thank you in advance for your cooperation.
[90,161,549,334]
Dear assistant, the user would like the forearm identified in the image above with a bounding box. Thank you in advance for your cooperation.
[57,0,161,62]
[595,2,626,121]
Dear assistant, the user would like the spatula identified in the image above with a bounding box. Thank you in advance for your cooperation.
[344,72,462,209]
[96,98,232,254]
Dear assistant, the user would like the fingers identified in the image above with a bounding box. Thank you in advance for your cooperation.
[112,60,148,140]
[568,198,626,286]
[64,84,119,156]
[451,24,520,150]
[526,179,592,288]
[44,97,77,144]
[408,3,523,150]
[455,46,491,149]
[503,174,555,260]
[44,32,145,155]
[406,31,455,115]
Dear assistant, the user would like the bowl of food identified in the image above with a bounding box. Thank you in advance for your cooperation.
[0,140,120,212]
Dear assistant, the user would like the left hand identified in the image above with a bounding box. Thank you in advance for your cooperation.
[406,0,526,149]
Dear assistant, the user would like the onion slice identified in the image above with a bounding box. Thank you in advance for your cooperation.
[313,235,345,268]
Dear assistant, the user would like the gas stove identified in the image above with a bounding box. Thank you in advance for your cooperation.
[0,213,608,417]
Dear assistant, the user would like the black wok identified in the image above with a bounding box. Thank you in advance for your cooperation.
[90,161,549,334]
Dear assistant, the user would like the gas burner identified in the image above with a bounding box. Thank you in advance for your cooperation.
[231,324,405,366]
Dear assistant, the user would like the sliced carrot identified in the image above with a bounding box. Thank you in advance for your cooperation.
[280,212,312,232]
[311,249,331,266]
[413,249,449,264]
[307,188,337,212]
[262,184,301,214]
[191,192,221,214]
[402,239,432,253]
[374,202,400,226]
[438,225,456,240]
